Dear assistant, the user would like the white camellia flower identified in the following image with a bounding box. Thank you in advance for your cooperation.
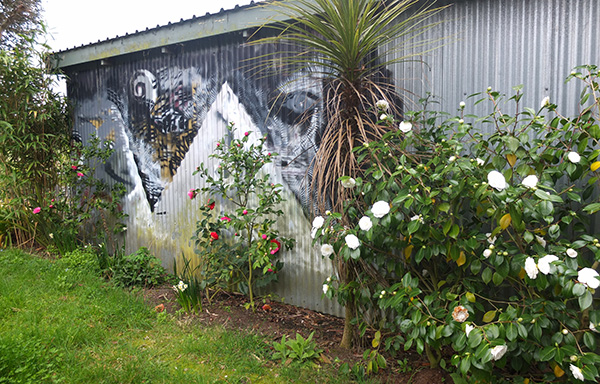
[483,249,492,258]
[449,156,456,162]
[486,233,497,244]
[521,175,538,188]
[345,234,360,250]
[310,227,319,239]
[525,257,539,279]
[380,114,388,120]
[358,216,373,231]
[312,216,325,229]
[371,201,390,218]
[459,101,466,108]
[578,267,600,289]
[569,364,584,381]
[490,345,508,361]
[476,158,485,166]
[535,235,547,248]
[590,323,599,333]
[341,177,356,188]
[540,96,550,109]
[537,255,559,275]
[568,151,581,163]
[410,214,424,223]
[567,248,578,258]
[465,324,475,337]
[376,99,389,111]
[321,244,334,257]
[487,170,507,191]
[322,283,329,294]
[399,121,412,133]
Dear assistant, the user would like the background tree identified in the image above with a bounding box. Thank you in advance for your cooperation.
[0,0,42,48]
[253,0,446,349]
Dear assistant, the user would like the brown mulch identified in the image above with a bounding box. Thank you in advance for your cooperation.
[143,286,453,384]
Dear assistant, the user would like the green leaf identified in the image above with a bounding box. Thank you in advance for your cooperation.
[482,310,496,323]
[482,268,492,284]
[583,331,596,351]
[583,203,600,214]
[579,290,593,310]
[506,323,518,341]
[539,346,556,362]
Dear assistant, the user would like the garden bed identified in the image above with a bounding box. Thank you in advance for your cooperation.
[143,286,453,383]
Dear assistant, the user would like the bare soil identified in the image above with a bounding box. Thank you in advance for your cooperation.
[143,286,453,384]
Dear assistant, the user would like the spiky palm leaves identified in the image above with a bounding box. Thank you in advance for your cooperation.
[253,0,445,215]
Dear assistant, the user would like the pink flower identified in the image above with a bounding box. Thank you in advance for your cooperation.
[262,234,267,240]
[244,132,249,136]
[77,172,84,177]
[216,142,220,147]
[210,232,219,240]
[33,207,41,214]
[270,239,281,255]
[71,165,77,170]
[187,189,196,200]
[268,153,272,156]
[267,268,273,273]
[221,216,231,222]
[51,199,55,202]
[242,209,248,215]
[49,205,54,209]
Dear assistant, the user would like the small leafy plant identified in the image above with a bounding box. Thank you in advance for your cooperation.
[272,332,323,365]
[111,247,167,288]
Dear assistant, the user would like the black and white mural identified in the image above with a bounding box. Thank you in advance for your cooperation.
[70,37,326,214]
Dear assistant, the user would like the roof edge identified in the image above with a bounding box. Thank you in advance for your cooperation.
[51,0,284,69]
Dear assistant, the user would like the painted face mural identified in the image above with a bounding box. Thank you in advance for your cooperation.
[70,40,326,213]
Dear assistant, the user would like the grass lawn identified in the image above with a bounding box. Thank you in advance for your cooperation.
[0,249,352,383]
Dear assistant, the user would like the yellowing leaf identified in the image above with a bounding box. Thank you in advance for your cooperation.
[456,251,466,266]
[553,364,565,378]
[466,292,476,303]
[404,245,414,260]
[591,161,600,172]
[524,379,530,384]
[519,268,526,279]
[506,154,517,167]
[482,310,496,323]
[500,213,512,230]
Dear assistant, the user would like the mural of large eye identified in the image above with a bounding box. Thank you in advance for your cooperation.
[131,70,158,106]
[276,91,319,126]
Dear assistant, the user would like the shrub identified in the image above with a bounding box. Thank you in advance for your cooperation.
[192,123,294,309]
[56,247,100,273]
[314,65,600,382]
[111,247,167,288]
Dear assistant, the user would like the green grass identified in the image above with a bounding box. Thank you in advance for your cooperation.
[0,249,353,383]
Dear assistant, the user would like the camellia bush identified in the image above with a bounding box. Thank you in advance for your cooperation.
[191,123,294,309]
[314,65,600,382]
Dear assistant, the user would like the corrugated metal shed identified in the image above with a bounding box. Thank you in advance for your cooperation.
[54,0,600,318]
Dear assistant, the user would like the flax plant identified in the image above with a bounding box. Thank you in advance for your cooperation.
[252,0,446,349]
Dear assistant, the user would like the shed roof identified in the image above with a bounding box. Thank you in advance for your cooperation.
[51,0,283,69]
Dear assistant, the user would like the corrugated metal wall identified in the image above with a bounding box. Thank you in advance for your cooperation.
[63,0,600,318]
[393,0,600,119]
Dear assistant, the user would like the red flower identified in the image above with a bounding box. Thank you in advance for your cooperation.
[77,172,84,177]
[262,304,272,311]
[210,232,219,240]
[208,201,215,210]
[71,165,77,170]
[270,239,281,255]
[188,189,197,200]
[221,216,231,222]
[242,209,248,215]
[244,132,249,136]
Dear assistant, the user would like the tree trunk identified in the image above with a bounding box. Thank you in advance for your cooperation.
[340,293,355,349]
